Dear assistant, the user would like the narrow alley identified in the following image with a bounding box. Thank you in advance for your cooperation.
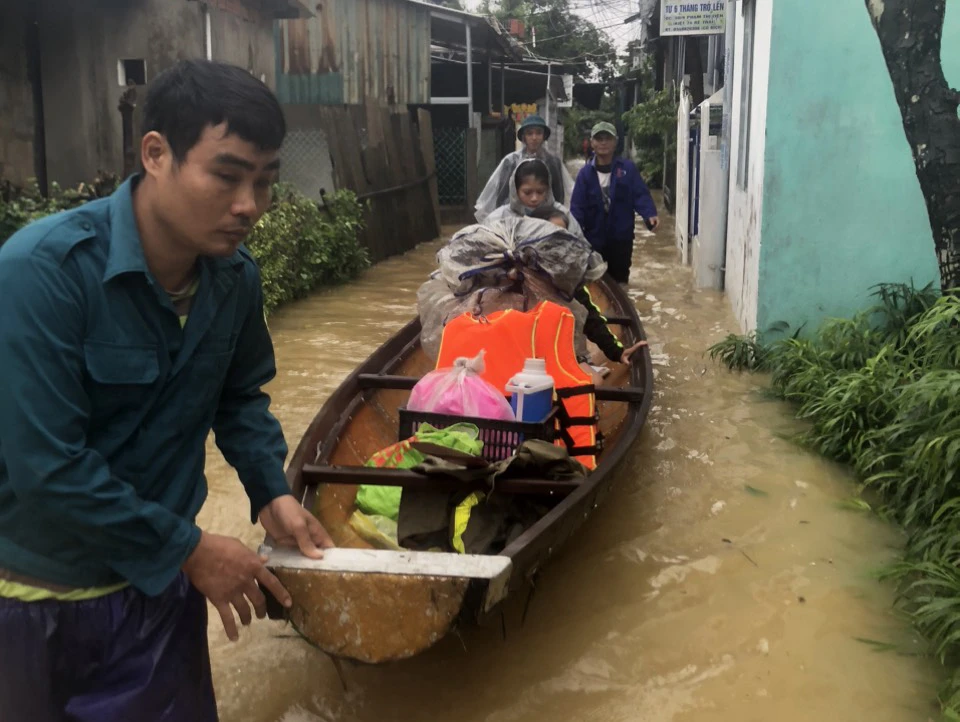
[201,213,939,722]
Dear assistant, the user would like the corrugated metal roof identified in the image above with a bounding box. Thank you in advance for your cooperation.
[276,0,431,105]
[403,0,492,23]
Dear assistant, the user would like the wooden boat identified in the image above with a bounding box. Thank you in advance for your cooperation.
[263,276,654,663]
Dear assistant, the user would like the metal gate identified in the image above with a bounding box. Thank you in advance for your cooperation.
[433,126,467,205]
[279,128,336,202]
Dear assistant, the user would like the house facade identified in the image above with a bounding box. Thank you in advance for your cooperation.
[683,0,960,335]
[275,0,543,220]
[0,0,307,189]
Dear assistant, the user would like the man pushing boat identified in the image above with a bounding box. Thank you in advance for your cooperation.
[0,60,333,721]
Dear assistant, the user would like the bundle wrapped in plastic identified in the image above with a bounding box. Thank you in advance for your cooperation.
[437,217,606,298]
[418,217,603,360]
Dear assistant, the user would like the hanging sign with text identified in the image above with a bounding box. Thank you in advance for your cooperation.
[660,1,726,36]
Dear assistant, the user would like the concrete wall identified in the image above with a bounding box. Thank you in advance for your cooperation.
[753,0,960,336]
[37,0,275,187]
[478,127,500,193]
[693,93,726,289]
[0,0,36,185]
[723,0,773,333]
[675,88,692,264]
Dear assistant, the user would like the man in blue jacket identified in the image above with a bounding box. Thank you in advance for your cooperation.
[0,60,333,721]
[570,122,660,285]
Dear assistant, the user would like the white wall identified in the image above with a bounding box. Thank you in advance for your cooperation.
[693,93,726,289]
[675,87,692,263]
[723,0,773,333]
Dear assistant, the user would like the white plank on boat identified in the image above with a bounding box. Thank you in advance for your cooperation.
[263,546,513,581]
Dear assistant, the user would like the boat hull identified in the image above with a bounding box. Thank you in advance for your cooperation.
[264,277,653,662]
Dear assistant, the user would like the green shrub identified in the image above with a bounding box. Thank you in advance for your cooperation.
[621,87,678,188]
[707,282,960,716]
[1,177,369,315]
[245,184,369,314]
[707,331,769,372]
[563,103,617,160]
[1,173,120,244]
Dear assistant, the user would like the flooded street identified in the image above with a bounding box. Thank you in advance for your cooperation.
[200,210,940,722]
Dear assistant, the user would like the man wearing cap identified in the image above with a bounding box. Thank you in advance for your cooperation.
[570,122,660,285]
[475,114,574,223]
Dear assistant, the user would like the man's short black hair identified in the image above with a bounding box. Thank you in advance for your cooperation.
[142,60,286,163]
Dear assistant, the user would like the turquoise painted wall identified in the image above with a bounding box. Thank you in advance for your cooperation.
[756,0,960,335]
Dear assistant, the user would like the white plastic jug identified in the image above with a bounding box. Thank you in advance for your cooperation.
[506,359,555,423]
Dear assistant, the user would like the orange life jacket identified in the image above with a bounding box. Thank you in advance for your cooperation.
[436,301,598,468]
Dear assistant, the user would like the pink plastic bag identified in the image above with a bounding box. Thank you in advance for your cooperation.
[408,351,516,421]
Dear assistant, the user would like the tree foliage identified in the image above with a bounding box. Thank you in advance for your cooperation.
[622,86,678,187]
[246,185,369,314]
[480,0,620,82]
[561,94,619,159]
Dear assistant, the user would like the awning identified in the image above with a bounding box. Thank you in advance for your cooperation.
[188,0,313,20]
[430,57,568,105]
[407,0,523,61]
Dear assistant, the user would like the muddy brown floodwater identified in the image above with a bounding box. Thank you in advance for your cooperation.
[200,209,941,722]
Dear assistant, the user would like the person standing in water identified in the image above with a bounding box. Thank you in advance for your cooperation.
[474,115,575,223]
[485,159,646,366]
[0,60,333,721]
[570,121,660,286]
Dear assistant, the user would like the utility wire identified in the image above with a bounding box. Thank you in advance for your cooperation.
[516,19,627,47]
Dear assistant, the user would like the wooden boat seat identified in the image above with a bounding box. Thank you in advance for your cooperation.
[356,373,648,402]
[301,464,581,497]
[326,372,648,497]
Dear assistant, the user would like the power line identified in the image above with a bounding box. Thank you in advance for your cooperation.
[516,19,627,47]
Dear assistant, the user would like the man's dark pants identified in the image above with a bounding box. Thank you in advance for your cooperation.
[600,236,634,284]
[0,572,218,721]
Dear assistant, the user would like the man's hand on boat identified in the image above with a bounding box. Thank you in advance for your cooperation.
[620,340,649,365]
[258,494,335,558]
[182,495,334,641]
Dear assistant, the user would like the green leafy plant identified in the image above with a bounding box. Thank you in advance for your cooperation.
[1,173,120,245]
[707,281,960,716]
[622,87,678,187]
[1,178,369,315]
[563,103,617,160]
[707,332,769,372]
[245,184,369,314]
